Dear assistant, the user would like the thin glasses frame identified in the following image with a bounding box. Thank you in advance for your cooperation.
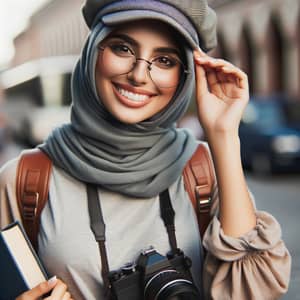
[97,44,190,88]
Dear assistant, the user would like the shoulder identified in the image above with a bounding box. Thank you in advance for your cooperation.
[51,163,84,189]
[188,140,212,159]
[195,140,211,153]
[0,156,20,228]
[196,140,208,147]
[191,140,215,170]
[0,156,19,188]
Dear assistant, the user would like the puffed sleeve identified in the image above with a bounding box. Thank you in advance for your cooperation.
[203,208,291,300]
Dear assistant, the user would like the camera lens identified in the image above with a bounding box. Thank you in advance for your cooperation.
[144,270,199,300]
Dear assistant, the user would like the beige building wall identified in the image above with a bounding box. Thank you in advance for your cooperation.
[210,0,300,99]
[12,0,88,66]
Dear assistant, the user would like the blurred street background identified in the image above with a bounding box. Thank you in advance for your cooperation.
[0,0,300,298]
[247,173,300,299]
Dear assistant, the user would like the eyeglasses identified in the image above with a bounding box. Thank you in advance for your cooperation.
[97,42,189,88]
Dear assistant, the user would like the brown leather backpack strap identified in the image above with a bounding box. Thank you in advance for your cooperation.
[183,143,215,239]
[16,149,52,251]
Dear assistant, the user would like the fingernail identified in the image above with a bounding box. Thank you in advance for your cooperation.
[48,276,57,287]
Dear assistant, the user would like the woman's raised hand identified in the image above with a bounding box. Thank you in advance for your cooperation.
[194,49,249,138]
[16,277,73,300]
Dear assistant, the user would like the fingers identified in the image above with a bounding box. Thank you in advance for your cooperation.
[194,49,249,91]
[45,279,69,299]
[193,51,209,97]
[16,277,73,300]
[62,291,73,300]
[45,289,73,300]
[16,276,57,300]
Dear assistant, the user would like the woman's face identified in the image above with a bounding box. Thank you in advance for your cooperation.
[95,20,184,124]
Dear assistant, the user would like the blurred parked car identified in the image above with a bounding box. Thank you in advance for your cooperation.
[239,96,300,174]
[0,56,78,147]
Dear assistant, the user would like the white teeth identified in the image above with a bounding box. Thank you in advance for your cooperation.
[117,87,149,102]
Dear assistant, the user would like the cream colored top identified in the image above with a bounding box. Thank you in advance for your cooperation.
[0,156,291,300]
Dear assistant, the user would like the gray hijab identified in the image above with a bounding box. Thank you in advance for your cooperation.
[39,20,198,198]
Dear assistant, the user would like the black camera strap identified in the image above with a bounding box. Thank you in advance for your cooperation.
[86,184,111,297]
[159,189,178,253]
[86,184,179,295]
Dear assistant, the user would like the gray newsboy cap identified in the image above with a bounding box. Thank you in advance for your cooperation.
[82,0,217,51]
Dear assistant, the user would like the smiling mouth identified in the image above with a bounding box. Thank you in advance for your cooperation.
[116,86,150,102]
[112,83,157,108]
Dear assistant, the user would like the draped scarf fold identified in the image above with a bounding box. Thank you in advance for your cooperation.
[39,21,198,198]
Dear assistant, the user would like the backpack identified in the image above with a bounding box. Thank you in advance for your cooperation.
[16,143,215,251]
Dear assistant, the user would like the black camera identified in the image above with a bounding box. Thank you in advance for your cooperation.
[108,247,200,300]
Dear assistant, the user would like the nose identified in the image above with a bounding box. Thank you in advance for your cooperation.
[127,59,151,86]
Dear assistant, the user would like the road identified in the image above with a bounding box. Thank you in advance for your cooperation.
[246,172,300,299]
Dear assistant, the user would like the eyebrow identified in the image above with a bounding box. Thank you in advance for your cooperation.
[108,33,181,57]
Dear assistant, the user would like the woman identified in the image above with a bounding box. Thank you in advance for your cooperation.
[0,0,291,299]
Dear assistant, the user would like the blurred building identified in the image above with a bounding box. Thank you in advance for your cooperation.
[4,0,300,100]
[0,82,4,103]
[12,0,88,66]
[210,0,300,99]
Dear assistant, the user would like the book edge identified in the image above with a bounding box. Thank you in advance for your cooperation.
[2,221,48,284]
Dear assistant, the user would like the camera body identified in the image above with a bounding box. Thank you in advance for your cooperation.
[108,247,199,300]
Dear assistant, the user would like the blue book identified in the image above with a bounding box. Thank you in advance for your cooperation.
[0,221,48,300]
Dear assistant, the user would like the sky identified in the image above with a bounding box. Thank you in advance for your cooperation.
[0,0,50,68]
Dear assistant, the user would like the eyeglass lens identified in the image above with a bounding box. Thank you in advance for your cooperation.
[99,44,186,88]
